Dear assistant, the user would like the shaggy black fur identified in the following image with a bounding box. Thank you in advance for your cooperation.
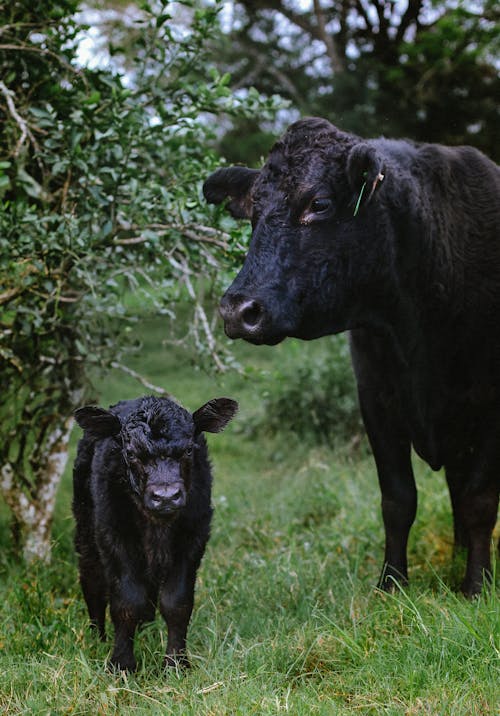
[203,116,500,596]
[73,395,237,672]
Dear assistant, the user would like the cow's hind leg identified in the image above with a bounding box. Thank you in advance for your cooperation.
[460,474,499,597]
[460,484,498,596]
[445,461,470,554]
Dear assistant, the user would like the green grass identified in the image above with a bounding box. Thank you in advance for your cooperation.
[0,316,498,715]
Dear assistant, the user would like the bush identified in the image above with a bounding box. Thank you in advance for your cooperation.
[254,335,364,449]
[0,0,280,561]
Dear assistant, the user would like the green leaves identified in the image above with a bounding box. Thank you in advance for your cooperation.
[0,0,277,558]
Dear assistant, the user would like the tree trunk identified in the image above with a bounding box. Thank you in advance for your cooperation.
[0,416,74,563]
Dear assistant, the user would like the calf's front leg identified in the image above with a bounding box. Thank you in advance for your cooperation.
[109,574,152,672]
[159,561,198,668]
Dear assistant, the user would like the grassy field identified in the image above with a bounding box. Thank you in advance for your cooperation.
[0,315,498,715]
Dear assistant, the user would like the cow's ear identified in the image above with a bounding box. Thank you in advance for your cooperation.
[203,167,259,219]
[192,397,238,434]
[346,143,386,213]
[74,406,122,437]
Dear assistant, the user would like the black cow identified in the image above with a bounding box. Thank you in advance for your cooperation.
[203,116,500,596]
[73,395,238,671]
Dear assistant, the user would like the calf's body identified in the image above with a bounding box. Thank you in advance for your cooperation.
[204,117,499,595]
[73,395,237,671]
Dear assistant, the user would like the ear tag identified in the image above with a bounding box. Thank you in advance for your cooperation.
[353,180,367,217]
[368,172,385,200]
[353,171,385,217]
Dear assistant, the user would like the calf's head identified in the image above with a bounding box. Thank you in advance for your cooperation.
[204,117,390,344]
[75,396,238,518]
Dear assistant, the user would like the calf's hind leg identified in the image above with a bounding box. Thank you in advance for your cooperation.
[79,552,107,640]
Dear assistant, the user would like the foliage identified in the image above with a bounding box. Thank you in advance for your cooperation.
[0,317,497,714]
[212,0,500,163]
[249,335,364,449]
[0,0,281,560]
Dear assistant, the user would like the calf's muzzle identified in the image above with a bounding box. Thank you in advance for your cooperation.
[144,482,186,515]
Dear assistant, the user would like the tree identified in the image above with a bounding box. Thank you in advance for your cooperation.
[213,1,500,162]
[0,0,279,562]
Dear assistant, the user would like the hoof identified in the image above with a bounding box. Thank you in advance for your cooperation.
[461,569,492,599]
[108,656,137,673]
[164,652,190,670]
[377,568,408,593]
[90,621,106,642]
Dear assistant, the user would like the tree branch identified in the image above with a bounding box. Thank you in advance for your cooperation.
[233,41,306,105]
[0,43,84,80]
[110,362,170,395]
[396,0,424,44]
[114,223,230,249]
[175,254,226,372]
[313,0,345,74]
[0,80,39,156]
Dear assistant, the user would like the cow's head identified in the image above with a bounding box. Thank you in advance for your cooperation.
[204,117,392,344]
[75,396,238,518]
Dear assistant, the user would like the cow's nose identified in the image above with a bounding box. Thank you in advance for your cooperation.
[220,294,265,338]
[239,299,264,328]
[145,484,186,513]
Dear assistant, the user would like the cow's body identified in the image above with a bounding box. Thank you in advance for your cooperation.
[73,395,237,671]
[203,117,500,595]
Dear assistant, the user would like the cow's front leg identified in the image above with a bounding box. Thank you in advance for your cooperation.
[354,380,416,589]
[109,574,151,672]
[350,333,417,590]
[159,561,197,668]
[374,430,417,590]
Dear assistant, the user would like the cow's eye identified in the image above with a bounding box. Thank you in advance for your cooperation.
[184,447,193,458]
[310,197,332,214]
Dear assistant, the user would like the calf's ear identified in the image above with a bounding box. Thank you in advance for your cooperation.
[193,398,239,434]
[203,167,259,219]
[74,406,122,437]
[346,143,386,213]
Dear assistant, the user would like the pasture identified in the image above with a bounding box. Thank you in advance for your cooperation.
[0,315,498,715]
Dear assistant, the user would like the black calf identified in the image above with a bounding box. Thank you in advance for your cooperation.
[73,395,237,672]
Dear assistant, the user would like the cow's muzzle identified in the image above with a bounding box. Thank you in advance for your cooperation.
[219,292,273,343]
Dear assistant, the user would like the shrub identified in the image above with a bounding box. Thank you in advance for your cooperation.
[255,336,364,449]
[0,0,280,561]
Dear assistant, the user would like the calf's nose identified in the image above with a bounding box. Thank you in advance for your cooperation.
[219,293,265,339]
[145,484,186,513]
